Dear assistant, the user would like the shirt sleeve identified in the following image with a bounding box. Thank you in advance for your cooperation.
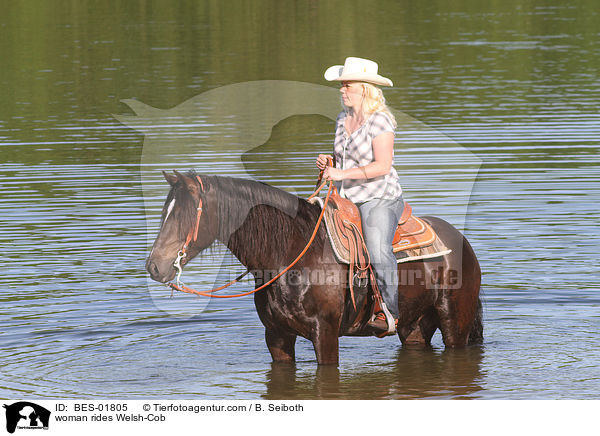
[369,112,395,139]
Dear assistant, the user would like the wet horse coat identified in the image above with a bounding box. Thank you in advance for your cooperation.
[146,171,483,365]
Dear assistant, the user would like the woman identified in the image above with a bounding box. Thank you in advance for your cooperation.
[317,57,404,335]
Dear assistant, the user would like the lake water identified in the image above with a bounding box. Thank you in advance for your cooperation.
[0,1,598,400]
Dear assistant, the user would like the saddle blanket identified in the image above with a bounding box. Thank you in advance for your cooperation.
[309,196,452,264]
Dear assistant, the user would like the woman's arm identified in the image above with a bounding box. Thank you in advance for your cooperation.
[324,132,394,181]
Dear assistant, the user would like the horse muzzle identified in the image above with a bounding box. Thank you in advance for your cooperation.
[146,256,177,283]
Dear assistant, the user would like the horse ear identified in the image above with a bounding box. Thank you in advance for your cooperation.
[162,170,178,186]
[173,170,200,195]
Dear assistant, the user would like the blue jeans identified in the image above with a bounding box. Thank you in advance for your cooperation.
[357,196,404,319]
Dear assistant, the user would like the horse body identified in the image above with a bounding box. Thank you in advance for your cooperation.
[146,171,482,365]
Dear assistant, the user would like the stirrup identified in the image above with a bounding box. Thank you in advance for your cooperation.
[369,303,396,337]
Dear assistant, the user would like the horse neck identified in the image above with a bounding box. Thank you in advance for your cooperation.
[211,177,318,270]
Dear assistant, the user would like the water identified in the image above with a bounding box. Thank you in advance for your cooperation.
[1,1,599,400]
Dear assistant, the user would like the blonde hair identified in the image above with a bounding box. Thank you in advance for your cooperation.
[342,82,397,128]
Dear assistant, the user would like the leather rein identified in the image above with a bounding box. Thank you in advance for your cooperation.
[167,172,333,299]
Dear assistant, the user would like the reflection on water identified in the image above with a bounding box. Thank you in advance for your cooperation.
[1,1,599,399]
[265,348,484,400]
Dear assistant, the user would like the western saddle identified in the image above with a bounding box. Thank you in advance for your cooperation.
[309,182,449,336]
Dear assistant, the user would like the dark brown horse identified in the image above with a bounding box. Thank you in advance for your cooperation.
[146,171,483,365]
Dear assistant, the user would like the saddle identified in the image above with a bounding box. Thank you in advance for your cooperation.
[309,188,451,269]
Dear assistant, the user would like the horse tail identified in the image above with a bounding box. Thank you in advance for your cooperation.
[467,297,484,345]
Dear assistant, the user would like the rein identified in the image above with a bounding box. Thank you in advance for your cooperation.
[167,172,334,299]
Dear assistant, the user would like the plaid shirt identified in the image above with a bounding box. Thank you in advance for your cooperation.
[333,110,402,203]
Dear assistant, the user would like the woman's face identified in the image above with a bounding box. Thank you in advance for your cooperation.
[340,81,363,109]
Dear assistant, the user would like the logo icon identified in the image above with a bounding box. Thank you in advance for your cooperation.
[115,80,481,316]
[3,402,50,434]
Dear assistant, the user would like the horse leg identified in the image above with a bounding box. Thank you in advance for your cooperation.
[436,265,482,348]
[311,323,340,365]
[398,307,439,347]
[423,216,482,348]
[437,291,480,348]
[265,328,297,363]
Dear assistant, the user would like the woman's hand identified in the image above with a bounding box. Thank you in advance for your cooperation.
[317,154,343,180]
[316,154,333,170]
[323,167,344,181]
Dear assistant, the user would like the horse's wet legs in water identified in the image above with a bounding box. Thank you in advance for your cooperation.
[263,318,339,365]
[265,329,296,363]
[310,322,340,365]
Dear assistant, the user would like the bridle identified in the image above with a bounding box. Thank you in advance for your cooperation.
[172,175,205,287]
[167,170,333,299]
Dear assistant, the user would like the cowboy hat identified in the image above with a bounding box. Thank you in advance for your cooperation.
[324,57,393,87]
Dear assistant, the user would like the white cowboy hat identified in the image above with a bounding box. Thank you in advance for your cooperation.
[324,57,393,87]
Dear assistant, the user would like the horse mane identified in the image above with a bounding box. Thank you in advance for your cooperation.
[176,171,325,265]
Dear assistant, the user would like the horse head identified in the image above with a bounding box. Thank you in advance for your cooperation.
[146,170,217,283]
